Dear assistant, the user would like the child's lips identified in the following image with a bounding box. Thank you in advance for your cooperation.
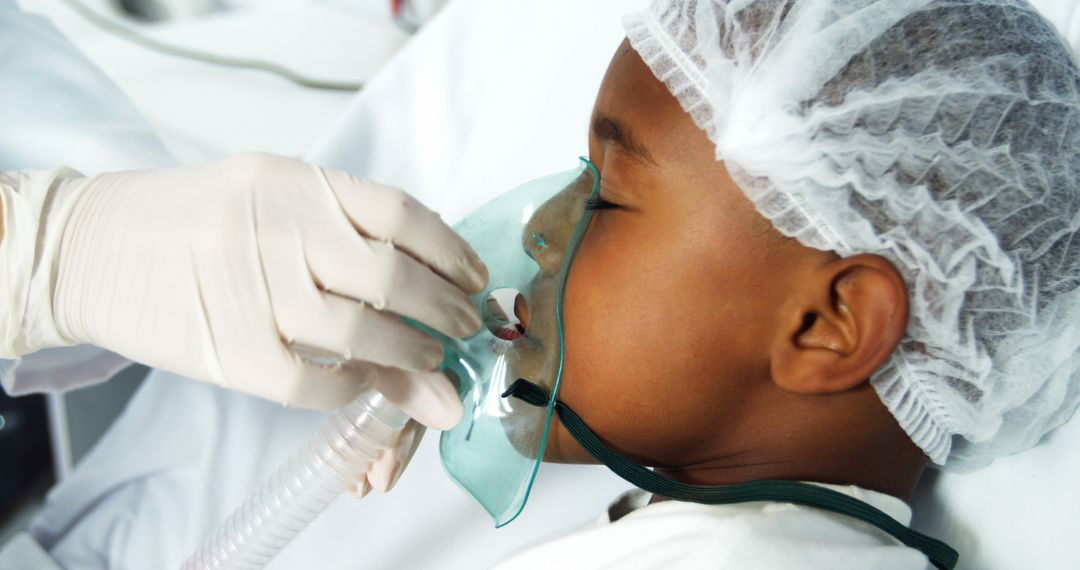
[492,293,530,341]
[494,324,525,341]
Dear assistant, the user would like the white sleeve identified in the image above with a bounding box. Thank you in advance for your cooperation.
[0,168,136,397]
[1,346,133,397]
[0,168,137,396]
[0,170,137,395]
[0,168,81,357]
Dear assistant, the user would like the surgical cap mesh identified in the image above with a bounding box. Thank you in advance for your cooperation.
[624,0,1080,470]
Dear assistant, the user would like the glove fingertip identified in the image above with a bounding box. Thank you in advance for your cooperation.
[464,254,490,294]
[368,458,399,493]
[373,369,464,431]
[381,461,407,494]
[348,478,373,499]
[409,392,462,431]
[430,398,464,431]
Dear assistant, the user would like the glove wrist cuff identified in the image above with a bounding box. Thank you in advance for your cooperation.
[0,168,87,357]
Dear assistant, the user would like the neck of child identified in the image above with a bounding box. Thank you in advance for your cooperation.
[653,384,928,504]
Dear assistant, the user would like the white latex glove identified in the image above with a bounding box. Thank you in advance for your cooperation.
[350,419,426,497]
[1,153,485,426]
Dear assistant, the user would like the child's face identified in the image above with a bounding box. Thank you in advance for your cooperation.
[536,40,816,469]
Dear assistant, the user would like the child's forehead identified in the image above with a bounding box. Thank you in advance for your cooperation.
[591,42,712,165]
[595,41,676,118]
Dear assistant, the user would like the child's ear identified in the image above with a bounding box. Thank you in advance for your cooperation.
[770,254,909,395]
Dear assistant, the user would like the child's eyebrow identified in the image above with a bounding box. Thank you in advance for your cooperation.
[591,115,657,166]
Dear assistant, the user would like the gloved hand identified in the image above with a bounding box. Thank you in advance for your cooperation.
[4,152,485,426]
[351,419,426,497]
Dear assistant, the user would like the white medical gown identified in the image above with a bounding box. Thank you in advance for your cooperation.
[497,486,931,570]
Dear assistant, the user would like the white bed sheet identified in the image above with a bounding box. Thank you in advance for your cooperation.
[19,0,407,164]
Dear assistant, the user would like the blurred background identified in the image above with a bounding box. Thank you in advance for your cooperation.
[0,0,447,545]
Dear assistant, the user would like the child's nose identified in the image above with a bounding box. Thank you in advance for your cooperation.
[521,169,595,273]
[522,193,572,273]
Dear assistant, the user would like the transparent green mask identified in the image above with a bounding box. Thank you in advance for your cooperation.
[431,157,599,527]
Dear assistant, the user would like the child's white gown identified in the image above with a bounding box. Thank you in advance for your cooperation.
[497,484,930,569]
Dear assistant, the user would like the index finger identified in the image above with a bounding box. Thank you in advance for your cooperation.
[317,167,489,294]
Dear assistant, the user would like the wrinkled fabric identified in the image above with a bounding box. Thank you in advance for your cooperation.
[625,0,1080,471]
[497,486,930,569]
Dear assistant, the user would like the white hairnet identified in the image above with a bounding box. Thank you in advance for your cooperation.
[624,0,1080,470]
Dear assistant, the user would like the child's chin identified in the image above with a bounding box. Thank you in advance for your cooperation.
[540,424,596,465]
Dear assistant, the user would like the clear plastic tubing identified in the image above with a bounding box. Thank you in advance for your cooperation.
[183,389,408,570]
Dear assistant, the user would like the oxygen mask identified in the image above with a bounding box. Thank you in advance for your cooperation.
[427,157,600,527]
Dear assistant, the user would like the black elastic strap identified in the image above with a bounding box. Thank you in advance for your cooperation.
[503,378,958,570]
